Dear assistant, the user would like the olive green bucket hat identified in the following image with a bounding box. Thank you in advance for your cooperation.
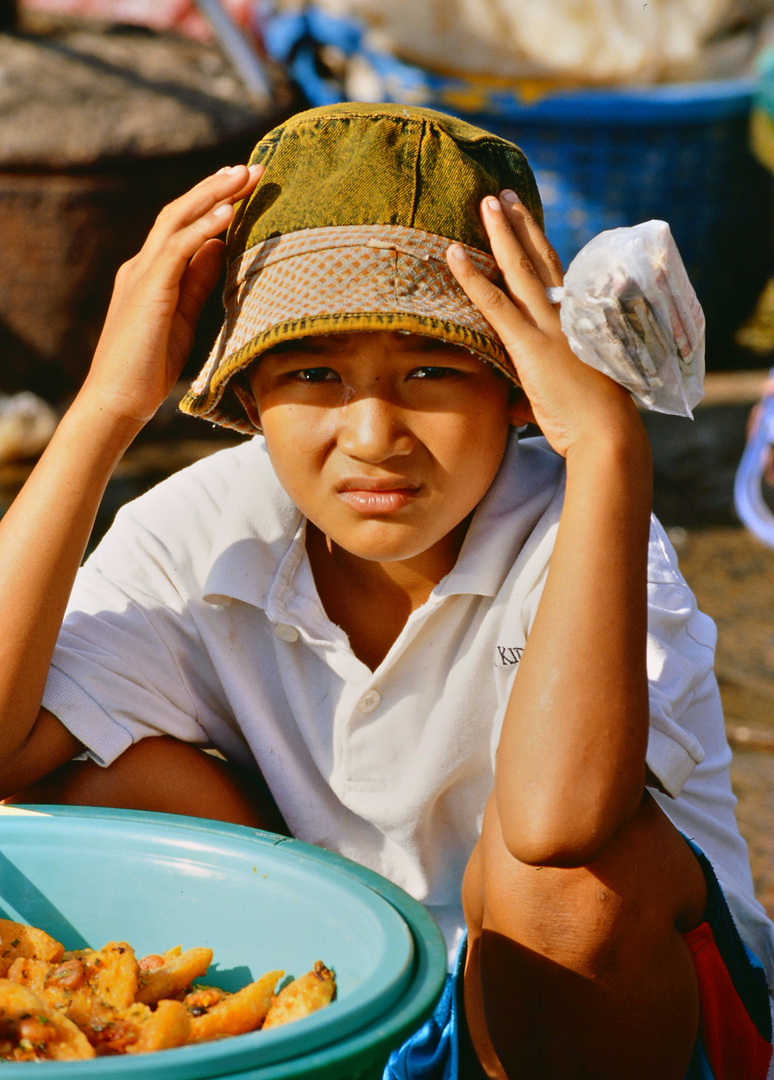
[180,101,542,433]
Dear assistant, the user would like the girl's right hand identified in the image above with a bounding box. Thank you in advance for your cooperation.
[81,164,262,431]
[446,190,643,463]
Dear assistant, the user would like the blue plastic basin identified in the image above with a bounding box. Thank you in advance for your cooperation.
[0,806,447,1079]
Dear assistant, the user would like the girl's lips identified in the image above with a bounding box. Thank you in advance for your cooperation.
[336,481,420,514]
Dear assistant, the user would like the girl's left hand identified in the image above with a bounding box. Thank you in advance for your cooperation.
[82,164,262,430]
[446,190,641,461]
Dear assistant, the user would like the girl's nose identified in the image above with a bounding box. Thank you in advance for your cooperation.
[335,394,413,462]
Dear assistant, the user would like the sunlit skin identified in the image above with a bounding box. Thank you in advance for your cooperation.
[245,332,523,660]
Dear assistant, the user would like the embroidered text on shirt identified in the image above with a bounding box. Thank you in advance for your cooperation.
[497,646,523,666]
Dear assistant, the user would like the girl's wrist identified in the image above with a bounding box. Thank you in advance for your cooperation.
[563,407,651,475]
[59,388,147,466]
[563,424,653,531]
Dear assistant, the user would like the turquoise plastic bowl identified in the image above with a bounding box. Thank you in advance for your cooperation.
[0,806,447,1079]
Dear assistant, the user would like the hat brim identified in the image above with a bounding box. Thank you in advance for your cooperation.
[179,224,518,434]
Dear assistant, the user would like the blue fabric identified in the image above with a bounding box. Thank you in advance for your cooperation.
[686,1037,716,1080]
[383,935,469,1080]
[262,8,359,106]
[383,974,458,1080]
[261,7,432,110]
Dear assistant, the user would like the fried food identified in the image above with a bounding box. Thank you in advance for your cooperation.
[9,941,138,1029]
[263,961,336,1029]
[136,945,213,1005]
[187,969,283,1042]
[127,1000,191,1054]
[88,999,190,1055]
[0,919,64,977]
[0,920,335,1062]
[0,979,95,1061]
[183,984,225,1012]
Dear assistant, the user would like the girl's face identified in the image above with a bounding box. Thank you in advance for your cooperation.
[246,330,520,580]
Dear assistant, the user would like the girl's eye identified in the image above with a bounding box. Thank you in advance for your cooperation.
[409,366,458,380]
[293,367,339,383]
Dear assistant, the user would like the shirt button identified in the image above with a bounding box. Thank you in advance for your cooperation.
[274,623,299,642]
[357,689,381,714]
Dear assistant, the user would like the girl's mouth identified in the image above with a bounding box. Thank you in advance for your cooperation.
[337,489,418,513]
[336,478,421,514]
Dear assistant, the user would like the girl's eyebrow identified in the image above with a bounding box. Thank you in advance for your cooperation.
[264,335,350,357]
[393,336,477,356]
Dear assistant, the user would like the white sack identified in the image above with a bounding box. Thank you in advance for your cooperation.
[277,0,773,83]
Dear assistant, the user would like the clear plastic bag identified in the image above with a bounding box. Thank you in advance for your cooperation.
[552,220,706,417]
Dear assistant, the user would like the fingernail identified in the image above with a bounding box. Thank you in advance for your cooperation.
[213,203,232,217]
[448,243,469,261]
[248,163,261,175]
[500,189,522,205]
[484,196,502,212]
[216,166,232,174]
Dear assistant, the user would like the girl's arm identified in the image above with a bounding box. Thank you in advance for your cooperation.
[447,191,652,867]
[0,165,261,794]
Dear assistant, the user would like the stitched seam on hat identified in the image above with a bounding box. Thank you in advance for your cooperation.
[408,118,424,229]
[214,251,500,357]
[257,108,525,154]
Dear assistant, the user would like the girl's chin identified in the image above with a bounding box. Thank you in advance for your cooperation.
[318,525,462,569]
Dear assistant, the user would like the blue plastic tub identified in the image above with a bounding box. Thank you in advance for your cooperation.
[263,7,772,360]
[0,806,447,1079]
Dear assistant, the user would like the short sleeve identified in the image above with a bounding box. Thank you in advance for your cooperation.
[645,518,719,797]
[42,504,212,766]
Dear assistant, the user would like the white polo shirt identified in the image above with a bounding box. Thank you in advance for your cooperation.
[43,434,774,979]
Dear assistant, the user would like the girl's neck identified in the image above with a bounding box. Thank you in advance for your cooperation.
[305,521,467,669]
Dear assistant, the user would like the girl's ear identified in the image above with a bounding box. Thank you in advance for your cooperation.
[507,387,535,428]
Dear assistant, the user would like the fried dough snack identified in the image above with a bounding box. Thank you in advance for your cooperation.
[187,968,282,1043]
[0,920,336,1062]
[263,961,336,1029]
[9,941,138,1029]
[136,945,213,1005]
[0,979,95,1061]
[89,999,190,1055]
[0,919,64,978]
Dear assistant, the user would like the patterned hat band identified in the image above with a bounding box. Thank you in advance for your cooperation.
[180,223,518,433]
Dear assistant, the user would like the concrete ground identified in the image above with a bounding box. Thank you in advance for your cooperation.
[675,525,774,917]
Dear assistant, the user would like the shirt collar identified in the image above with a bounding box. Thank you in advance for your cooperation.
[203,438,303,608]
[436,433,565,600]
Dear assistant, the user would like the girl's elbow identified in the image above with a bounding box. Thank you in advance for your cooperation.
[499,813,612,868]
[496,789,644,869]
